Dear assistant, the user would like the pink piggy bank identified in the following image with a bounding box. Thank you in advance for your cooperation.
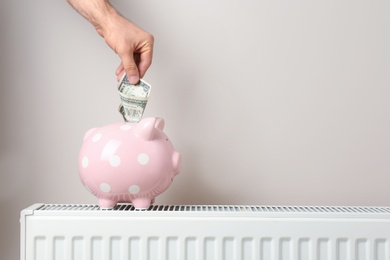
[78,117,181,209]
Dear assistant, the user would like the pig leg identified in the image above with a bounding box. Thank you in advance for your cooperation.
[132,198,152,209]
[99,198,117,209]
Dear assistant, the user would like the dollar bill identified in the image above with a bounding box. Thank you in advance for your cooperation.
[117,74,151,123]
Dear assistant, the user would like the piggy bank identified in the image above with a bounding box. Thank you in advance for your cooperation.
[78,117,181,209]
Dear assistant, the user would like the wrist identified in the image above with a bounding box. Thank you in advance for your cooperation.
[90,1,119,37]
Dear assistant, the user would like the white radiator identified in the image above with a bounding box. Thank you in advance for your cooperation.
[21,203,390,260]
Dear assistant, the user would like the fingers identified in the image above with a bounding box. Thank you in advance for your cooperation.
[138,35,154,78]
[116,63,125,81]
[116,71,125,82]
[137,50,153,79]
[116,50,153,82]
[120,54,140,84]
[116,62,124,75]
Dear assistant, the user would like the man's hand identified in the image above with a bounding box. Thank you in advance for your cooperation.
[67,0,154,84]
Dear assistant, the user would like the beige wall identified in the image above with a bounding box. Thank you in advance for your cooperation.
[1,0,389,258]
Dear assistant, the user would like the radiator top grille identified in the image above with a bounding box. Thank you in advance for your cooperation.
[36,204,390,214]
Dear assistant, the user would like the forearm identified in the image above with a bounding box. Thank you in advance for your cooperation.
[67,0,118,35]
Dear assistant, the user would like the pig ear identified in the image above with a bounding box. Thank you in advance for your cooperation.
[135,118,157,141]
[83,127,97,141]
[155,118,165,130]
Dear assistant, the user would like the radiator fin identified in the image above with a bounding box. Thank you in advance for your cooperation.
[37,204,390,214]
[166,237,178,260]
[185,237,197,260]
[91,237,103,260]
[30,236,390,260]
[223,237,235,260]
[336,238,349,260]
[72,237,84,260]
[129,237,140,260]
[317,238,330,260]
[280,238,292,260]
[53,237,65,260]
[298,238,310,260]
[34,237,46,260]
[261,238,273,260]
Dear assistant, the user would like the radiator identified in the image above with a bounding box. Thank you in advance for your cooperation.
[20,203,390,260]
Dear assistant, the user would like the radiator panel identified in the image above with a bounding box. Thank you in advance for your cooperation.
[21,204,390,260]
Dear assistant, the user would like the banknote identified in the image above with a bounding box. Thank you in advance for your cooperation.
[118,104,126,122]
[117,74,151,123]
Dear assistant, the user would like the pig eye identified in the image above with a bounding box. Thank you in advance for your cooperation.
[166,138,169,141]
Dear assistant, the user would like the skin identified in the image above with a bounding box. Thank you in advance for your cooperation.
[67,0,154,84]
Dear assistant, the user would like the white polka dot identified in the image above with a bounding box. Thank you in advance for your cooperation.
[128,185,140,194]
[82,156,89,168]
[120,124,132,130]
[100,183,111,193]
[109,155,121,167]
[138,153,149,165]
[92,133,102,142]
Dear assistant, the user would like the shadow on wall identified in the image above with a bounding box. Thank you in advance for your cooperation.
[0,1,8,140]
[0,2,33,259]
[0,1,9,257]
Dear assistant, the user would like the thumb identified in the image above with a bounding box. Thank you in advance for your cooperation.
[121,55,140,84]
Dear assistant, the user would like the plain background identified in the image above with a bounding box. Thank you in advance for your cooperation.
[1,0,389,258]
